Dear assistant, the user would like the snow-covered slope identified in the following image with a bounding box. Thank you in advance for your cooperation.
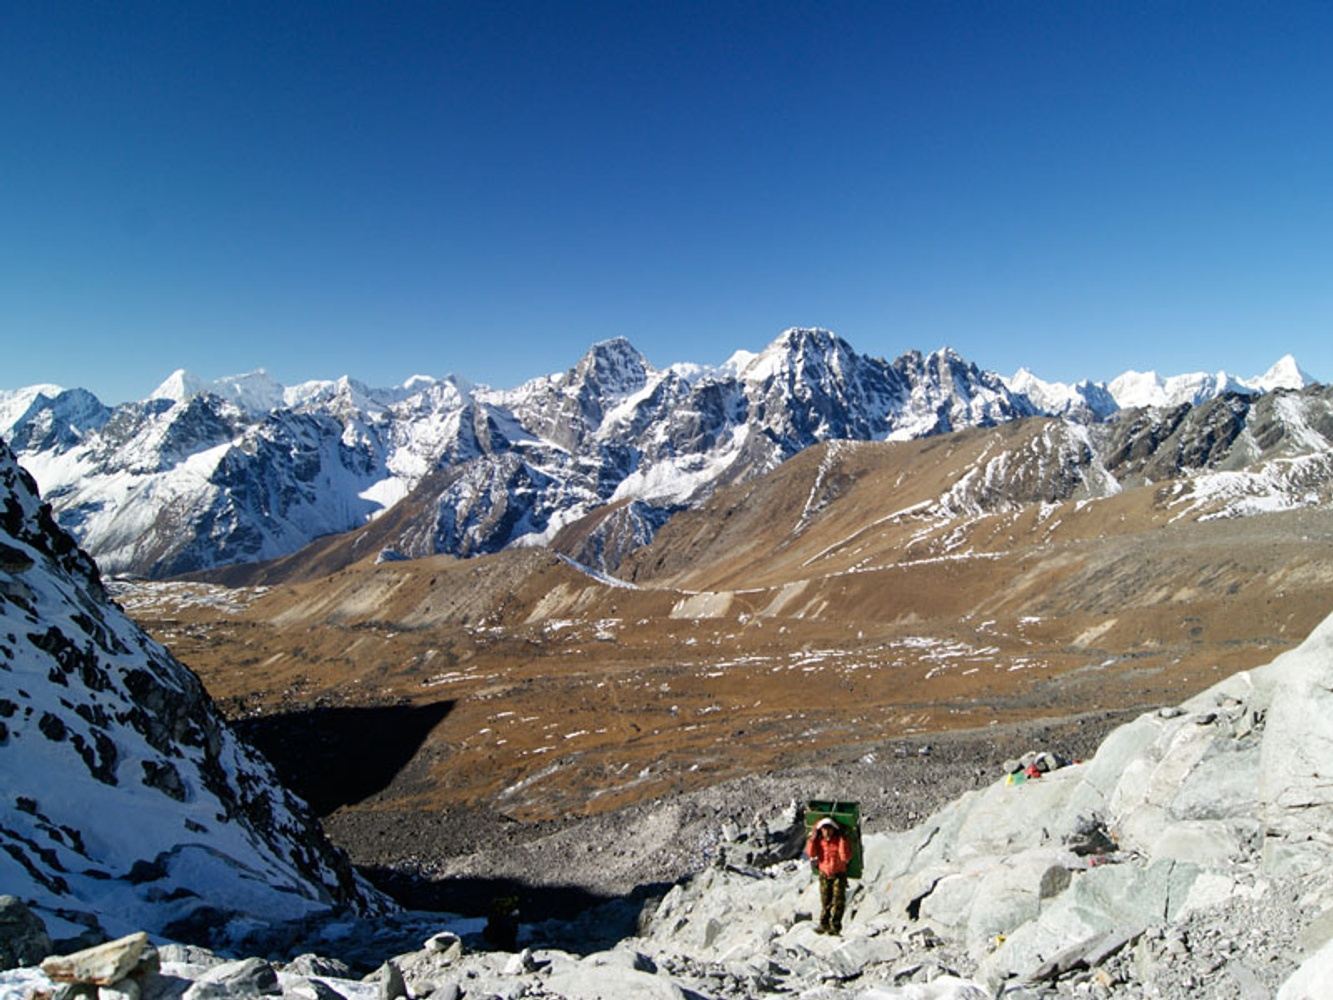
[0,441,387,946]
[1107,367,1254,409]
[0,385,65,434]
[150,368,287,416]
[1250,353,1317,393]
[1010,354,1319,417]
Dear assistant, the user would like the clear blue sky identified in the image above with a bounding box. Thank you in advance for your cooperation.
[5,1,1332,403]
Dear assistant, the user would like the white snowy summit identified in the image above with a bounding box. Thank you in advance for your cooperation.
[1104,354,1317,411]
[1251,353,1316,393]
[1106,367,1253,410]
[151,367,292,416]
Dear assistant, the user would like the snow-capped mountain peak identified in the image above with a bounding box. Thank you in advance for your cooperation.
[740,327,853,383]
[1105,356,1314,410]
[148,368,286,416]
[0,383,64,433]
[148,368,208,404]
[212,369,286,413]
[571,337,653,400]
[1252,353,1316,392]
[1007,368,1120,423]
[719,349,758,377]
[1107,367,1247,410]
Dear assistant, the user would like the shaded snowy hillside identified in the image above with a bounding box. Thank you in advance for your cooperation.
[0,441,386,948]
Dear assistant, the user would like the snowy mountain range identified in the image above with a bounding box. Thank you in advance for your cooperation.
[1007,353,1314,417]
[0,330,1320,578]
[0,439,386,947]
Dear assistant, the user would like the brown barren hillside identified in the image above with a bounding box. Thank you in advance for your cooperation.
[118,420,1333,866]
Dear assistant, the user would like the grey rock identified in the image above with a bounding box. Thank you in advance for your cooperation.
[502,947,537,975]
[584,946,656,973]
[41,932,148,987]
[822,935,904,979]
[284,954,353,979]
[286,978,349,1000]
[0,894,53,970]
[1081,925,1144,967]
[423,931,462,961]
[132,970,193,1000]
[1226,963,1268,1000]
[155,944,223,969]
[543,964,689,999]
[368,959,407,1000]
[424,985,461,1000]
[98,979,142,1000]
[181,957,280,999]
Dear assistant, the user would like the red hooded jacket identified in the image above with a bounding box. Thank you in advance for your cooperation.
[805,822,852,876]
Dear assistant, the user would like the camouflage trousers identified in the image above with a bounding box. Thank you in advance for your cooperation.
[818,873,847,931]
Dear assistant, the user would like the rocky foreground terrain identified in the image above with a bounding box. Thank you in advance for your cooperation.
[7,611,1333,998]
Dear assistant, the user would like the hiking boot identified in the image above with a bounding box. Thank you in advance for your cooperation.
[814,925,828,935]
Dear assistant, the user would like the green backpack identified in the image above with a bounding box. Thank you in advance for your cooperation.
[804,799,863,879]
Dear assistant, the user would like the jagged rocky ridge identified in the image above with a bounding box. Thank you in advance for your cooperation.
[926,386,1333,525]
[1,332,1320,579]
[2,331,1038,578]
[0,440,388,950]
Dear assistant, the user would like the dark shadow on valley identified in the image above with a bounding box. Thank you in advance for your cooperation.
[234,700,454,815]
[361,867,677,954]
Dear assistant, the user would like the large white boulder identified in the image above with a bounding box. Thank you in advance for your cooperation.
[1277,934,1333,1000]
[1259,612,1333,875]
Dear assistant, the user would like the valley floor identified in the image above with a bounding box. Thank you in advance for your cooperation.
[329,708,1139,919]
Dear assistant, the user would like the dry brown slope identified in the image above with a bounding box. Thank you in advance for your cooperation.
[125,419,1333,841]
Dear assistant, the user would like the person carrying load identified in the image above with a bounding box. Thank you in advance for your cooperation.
[805,816,853,935]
